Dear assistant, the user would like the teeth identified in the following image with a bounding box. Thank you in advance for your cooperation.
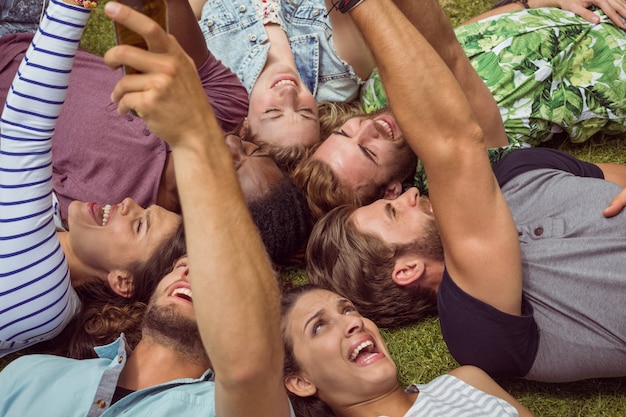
[172,287,193,302]
[101,204,111,226]
[350,340,374,361]
[375,119,394,140]
[273,79,297,88]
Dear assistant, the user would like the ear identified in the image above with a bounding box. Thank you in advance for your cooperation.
[284,375,317,398]
[107,270,134,298]
[383,181,403,200]
[239,117,250,139]
[391,254,425,287]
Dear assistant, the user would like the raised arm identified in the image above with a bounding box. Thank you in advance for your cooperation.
[0,0,89,356]
[391,0,508,148]
[345,0,523,315]
[103,4,290,417]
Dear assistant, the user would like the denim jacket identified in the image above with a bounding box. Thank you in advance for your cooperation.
[199,0,362,102]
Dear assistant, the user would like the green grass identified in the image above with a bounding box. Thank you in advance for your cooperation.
[2,1,625,416]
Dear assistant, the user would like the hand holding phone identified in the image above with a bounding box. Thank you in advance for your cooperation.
[114,0,168,75]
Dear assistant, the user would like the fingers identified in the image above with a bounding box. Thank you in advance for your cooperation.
[602,0,626,28]
[104,1,170,52]
[603,189,626,218]
[103,1,171,73]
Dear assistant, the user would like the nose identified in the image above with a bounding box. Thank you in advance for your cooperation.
[180,264,190,282]
[399,187,420,206]
[344,314,365,337]
[119,197,141,215]
[356,119,383,143]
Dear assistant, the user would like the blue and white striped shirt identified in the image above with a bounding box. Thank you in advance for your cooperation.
[0,0,89,356]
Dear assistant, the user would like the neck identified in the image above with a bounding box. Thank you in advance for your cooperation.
[424,259,445,294]
[117,338,210,391]
[57,231,99,287]
[336,386,418,417]
[264,24,297,68]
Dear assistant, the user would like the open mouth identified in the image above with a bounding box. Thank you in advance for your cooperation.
[100,204,111,226]
[374,118,395,140]
[271,77,297,89]
[349,339,380,364]
[171,287,193,303]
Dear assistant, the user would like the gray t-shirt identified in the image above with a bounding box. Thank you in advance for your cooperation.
[439,148,626,382]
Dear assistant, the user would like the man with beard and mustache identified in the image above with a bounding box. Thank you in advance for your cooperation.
[304,0,626,384]
[0,2,291,416]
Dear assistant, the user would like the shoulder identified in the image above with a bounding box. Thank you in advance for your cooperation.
[447,365,492,384]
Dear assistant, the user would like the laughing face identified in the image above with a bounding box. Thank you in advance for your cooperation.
[66,197,181,283]
[142,256,209,364]
[284,288,398,409]
[313,109,416,202]
[247,64,320,149]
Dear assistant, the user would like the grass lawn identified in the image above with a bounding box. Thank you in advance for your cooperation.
[2,0,625,415]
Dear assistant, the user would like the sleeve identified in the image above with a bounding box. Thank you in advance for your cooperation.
[0,0,86,356]
[437,270,539,378]
[198,52,249,132]
[493,147,604,188]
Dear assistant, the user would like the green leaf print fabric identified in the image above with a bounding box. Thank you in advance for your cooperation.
[360,8,626,193]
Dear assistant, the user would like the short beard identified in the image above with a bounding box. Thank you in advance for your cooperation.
[141,303,209,365]
[395,204,444,262]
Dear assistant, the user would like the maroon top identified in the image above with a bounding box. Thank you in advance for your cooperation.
[0,32,248,220]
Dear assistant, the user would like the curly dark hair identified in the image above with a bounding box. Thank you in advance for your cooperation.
[249,176,312,265]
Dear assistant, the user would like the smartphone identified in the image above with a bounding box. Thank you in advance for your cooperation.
[113,0,169,75]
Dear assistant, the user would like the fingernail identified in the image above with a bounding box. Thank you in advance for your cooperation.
[105,1,121,15]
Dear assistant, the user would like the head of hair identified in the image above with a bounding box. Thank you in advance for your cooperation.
[281,283,338,417]
[27,224,187,359]
[306,206,437,328]
[239,101,363,174]
[242,130,308,174]
[248,176,312,265]
[317,101,364,140]
[291,155,363,223]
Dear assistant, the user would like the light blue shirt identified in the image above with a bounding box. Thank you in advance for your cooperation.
[0,336,219,417]
[199,0,362,102]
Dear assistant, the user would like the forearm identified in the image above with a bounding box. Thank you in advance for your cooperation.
[349,0,482,160]
[105,2,288,413]
[392,0,508,147]
[171,121,288,415]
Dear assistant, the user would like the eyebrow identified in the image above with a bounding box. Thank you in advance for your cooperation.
[304,309,324,333]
